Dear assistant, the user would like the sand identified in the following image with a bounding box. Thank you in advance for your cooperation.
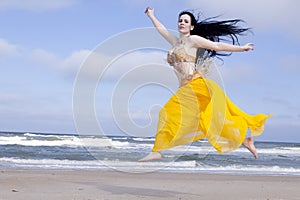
[0,169,299,200]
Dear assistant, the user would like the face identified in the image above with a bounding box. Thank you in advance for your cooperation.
[178,14,194,35]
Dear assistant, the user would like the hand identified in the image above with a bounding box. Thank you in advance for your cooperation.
[144,6,154,17]
[243,43,254,51]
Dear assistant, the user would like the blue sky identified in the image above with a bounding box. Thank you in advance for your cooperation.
[0,0,299,142]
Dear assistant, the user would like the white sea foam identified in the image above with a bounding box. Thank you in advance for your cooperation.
[79,137,130,147]
[132,137,155,142]
[232,147,300,155]
[0,134,130,148]
[24,133,66,138]
[1,157,299,175]
[1,134,300,158]
[0,135,82,147]
[1,132,299,175]
[0,157,196,172]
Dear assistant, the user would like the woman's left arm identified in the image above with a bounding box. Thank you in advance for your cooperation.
[190,35,254,52]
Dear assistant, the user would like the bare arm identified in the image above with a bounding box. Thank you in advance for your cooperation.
[190,35,254,52]
[145,7,177,46]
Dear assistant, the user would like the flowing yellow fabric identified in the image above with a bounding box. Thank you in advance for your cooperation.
[152,77,271,153]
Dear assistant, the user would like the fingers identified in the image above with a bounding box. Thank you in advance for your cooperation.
[144,6,150,14]
[246,43,254,51]
[249,43,254,49]
[144,6,153,14]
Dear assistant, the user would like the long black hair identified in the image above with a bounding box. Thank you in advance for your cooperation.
[179,11,251,58]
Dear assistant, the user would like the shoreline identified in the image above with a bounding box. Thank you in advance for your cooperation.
[1,168,299,200]
[1,166,300,177]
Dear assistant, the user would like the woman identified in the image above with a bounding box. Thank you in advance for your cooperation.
[139,7,271,162]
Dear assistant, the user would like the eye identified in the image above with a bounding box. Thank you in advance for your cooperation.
[184,19,189,23]
[179,19,183,23]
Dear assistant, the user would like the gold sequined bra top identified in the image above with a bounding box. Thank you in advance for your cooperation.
[167,46,198,82]
[167,46,196,64]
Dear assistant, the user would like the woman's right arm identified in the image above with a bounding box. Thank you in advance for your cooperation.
[145,7,177,46]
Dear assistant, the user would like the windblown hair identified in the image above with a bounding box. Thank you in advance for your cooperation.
[179,11,251,58]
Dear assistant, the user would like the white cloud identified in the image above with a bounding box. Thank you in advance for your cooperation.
[0,38,18,57]
[105,50,168,78]
[0,38,88,74]
[27,48,94,73]
[3,36,264,89]
[29,48,60,67]
[62,48,177,86]
[185,0,300,38]
[0,0,78,11]
[0,39,105,78]
[61,49,91,70]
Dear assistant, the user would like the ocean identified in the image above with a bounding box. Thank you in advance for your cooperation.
[0,131,299,175]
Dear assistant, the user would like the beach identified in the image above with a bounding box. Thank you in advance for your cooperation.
[1,132,300,199]
[1,169,299,200]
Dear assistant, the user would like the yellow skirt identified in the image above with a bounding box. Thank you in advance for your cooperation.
[152,77,271,153]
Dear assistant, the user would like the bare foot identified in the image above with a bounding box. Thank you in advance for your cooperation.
[138,152,162,162]
[242,137,258,159]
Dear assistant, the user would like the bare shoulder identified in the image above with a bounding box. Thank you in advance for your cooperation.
[189,35,205,48]
[189,35,205,42]
[189,35,214,49]
[189,35,200,39]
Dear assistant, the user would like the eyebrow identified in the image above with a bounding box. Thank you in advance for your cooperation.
[179,18,190,22]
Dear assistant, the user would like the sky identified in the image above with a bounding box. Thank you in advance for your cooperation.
[0,0,300,142]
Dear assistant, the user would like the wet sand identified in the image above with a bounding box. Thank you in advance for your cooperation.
[0,169,299,200]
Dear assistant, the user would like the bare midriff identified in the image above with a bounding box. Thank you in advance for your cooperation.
[180,72,203,87]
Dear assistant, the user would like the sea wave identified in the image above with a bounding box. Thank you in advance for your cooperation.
[231,147,300,155]
[1,157,299,175]
[0,157,196,172]
[1,133,300,157]
[132,137,155,142]
[0,134,130,148]
[0,135,81,147]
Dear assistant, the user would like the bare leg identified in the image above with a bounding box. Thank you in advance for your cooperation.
[242,137,258,159]
[138,152,162,162]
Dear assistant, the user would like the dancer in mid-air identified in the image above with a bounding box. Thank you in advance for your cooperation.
[139,7,271,162]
